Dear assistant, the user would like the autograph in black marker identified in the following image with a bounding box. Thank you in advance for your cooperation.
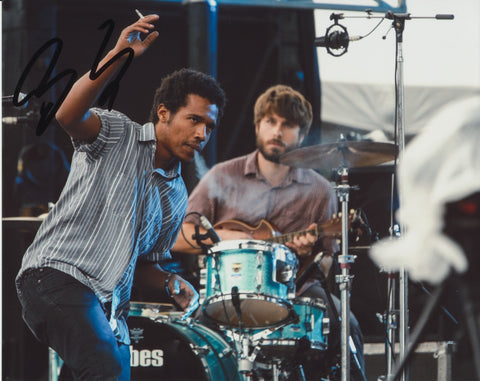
[12,19,134,136]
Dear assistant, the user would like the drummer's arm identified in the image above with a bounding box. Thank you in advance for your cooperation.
[172,222,252,255]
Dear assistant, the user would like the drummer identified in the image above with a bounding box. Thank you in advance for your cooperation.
[172,84,365,379]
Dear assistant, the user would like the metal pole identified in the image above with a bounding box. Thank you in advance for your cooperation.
[336,166,355,381]
[393,16,409,381]
[386,272,397,375]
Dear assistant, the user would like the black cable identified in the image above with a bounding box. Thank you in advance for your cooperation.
[415,281,459,325]
[181,211,203,249]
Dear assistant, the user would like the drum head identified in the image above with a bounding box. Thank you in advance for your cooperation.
[202,293,293,328]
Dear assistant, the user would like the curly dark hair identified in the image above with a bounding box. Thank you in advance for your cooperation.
[149,68,226,125]
[254,85,312,136]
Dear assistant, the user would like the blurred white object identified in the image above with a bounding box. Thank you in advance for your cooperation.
[370,96,480,284]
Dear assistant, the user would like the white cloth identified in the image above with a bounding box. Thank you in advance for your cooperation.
[370,96,480,284]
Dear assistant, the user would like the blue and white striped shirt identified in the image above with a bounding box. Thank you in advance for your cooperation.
[16,108,188,344]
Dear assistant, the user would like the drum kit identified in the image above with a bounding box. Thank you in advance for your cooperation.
[125,138,397,381]
[128,240,330,381]
[3,138,397,381]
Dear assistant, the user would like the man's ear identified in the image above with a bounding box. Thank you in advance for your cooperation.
[157,104,169,123]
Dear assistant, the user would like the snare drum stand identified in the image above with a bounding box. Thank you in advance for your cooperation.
[335,165,356,381]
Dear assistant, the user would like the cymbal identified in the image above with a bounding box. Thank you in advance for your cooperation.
[2,216,44,232]
[280,141,396,170]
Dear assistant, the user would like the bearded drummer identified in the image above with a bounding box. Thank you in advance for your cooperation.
[172,84,365,380]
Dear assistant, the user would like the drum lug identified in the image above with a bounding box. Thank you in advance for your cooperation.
[219,347,235,359]
[304,313,314,333]
[323,317,330,337]
[275,261,294,284]
[189,343,211,357]
[256,251,264,266]
[254,251,263,291]
[255,271,262,291]
[199,268,207,286]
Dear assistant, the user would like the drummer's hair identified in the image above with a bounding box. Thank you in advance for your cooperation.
[254,85,313,136]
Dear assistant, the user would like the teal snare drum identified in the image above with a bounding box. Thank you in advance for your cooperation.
[254,297,329,358]
[202,240,298,328]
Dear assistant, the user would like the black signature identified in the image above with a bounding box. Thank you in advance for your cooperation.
[13,19,134,136]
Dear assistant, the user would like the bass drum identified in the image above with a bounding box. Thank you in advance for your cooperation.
[128,311,239,381]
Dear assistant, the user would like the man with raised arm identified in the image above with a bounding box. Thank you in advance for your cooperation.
[16,13,226,380]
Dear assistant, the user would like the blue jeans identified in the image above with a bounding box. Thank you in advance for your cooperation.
[16,267,130,380]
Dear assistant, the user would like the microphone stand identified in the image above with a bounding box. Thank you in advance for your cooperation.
[381,11,453,381]
[389,14,409,380]
[316,10,454,381]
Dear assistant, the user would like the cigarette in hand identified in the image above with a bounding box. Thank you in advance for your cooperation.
[135,9,145,19]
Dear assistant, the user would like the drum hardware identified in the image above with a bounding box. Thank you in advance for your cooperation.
[336,165,370,381]
[236,333,259,378]
[316,11,453,380]
[223,297,328,381]
[256,250,264,292]
[276,260,295,283]
[281,136,396,381]
[223,309,301,380]
[189,343,212,357]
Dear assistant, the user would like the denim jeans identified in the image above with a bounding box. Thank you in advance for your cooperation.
[16,267,130,381]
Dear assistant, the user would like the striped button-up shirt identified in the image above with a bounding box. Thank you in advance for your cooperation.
[16,108,188,344]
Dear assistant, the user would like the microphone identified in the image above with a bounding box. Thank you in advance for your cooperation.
[315,30,361,50]
[231,286,242,320]
[199,215,221,243]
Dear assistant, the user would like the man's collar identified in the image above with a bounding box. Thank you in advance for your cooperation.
[155,161,182,179]
[139,122,156,142]
[141,122,182,179]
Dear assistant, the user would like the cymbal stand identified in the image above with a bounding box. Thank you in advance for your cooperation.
[335,165,356,381]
